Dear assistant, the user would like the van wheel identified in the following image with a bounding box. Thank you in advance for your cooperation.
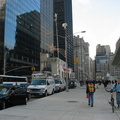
[25,98,27,105]
[44,91,47,97]
[59,88,61,92]
[64,87,66,90]
[52,89,54,94]
[27,94,31,101]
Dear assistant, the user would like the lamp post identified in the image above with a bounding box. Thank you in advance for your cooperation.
[62,23,69,92]
[54,13,60,76]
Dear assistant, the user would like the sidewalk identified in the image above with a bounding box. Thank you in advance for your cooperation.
[0,84,120,120]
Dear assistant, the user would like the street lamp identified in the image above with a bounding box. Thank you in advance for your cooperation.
[54,13,60,76]
[62,23,69,92]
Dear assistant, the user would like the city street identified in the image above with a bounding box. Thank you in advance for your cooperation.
[0,84,120,120]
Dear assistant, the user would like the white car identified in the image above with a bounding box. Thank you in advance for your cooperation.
[54,78,66,92]
[27,76,55,97]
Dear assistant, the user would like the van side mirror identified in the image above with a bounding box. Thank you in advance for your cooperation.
[60,81,62,84]
[47,81,50,85]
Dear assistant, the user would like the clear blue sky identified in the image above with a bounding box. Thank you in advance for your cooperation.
[72,0,120,59]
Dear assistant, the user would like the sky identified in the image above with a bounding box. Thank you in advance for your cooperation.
[72,0,120,59]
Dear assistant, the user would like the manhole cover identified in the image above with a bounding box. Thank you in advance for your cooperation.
[67,101,78,103]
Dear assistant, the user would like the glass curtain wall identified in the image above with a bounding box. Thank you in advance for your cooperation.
[40,0,53,54]
[0,0,40,75]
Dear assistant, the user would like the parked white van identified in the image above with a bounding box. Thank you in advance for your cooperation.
[27,73,55,97]
[54,78,66,92]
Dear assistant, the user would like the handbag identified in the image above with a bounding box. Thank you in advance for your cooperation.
[86,94,90,98]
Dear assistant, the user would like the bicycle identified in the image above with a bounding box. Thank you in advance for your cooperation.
[105,88,116,113]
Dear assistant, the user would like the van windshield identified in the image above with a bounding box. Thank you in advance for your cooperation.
[55,79,60,84]
[31,79,46,85]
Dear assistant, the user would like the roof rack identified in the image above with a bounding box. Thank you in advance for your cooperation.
[32,71,52,79]
[53,74,60,78]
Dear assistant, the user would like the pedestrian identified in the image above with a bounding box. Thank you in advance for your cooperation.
[86,80,96,107]
[111,78,120,108]
[103,80,108,88]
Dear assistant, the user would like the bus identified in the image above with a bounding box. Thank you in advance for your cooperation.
[0,75,28,86]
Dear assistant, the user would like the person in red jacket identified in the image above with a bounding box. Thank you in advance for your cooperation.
[86,80,95,107]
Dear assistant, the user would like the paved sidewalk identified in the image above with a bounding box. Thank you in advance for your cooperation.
[0,84,120,120]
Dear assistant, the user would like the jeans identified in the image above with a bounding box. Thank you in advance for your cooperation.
[88,92,94,105]
[116,92,120,105]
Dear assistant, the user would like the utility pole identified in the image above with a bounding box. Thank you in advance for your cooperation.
[54,13,60,76]
[62,23,69,92]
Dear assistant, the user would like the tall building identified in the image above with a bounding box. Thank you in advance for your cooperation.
[112,38,120,66]
[73,35,90,81]
[109,53,120,79]
[40,0,53,72]
[105,45,111,56]
[95,44,110,80]
[96,44,106,55]
[0,0,41,75]
[40,0,53,54]
[53,0,74,70]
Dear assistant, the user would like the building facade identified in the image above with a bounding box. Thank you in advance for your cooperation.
[40,0,53,72]
[112,38,120,66]
[109,53,120,80]
[0,0,41,75]
[73,35,90,81]
[53,0,74,70]
[95,44,110,80]
[40,0,53,54]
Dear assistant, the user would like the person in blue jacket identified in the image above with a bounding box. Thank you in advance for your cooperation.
[111,78,120,108]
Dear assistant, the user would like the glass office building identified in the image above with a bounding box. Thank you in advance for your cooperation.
[41,0,53,54]
[53,0,74,70]
[0,0,41,75]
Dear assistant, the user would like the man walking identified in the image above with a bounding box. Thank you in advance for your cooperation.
[86,80,95,107]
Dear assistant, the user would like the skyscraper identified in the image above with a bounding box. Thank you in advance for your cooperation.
[40,0,53,54]
[53,0,74,70]
[95,44,110,80]
[0,0,41,75]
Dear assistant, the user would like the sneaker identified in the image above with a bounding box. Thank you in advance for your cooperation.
[88,104,90,106]
[91,104,93,107]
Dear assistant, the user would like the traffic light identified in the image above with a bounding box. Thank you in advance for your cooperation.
[31,66,35,71]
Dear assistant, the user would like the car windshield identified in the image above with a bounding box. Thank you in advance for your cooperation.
[0,87,9,95]
[31,79,46,85]
[55,79,60,84]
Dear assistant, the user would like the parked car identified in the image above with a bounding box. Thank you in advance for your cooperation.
[68,80,77,89]
[0,85,28,110]
[54,78,66,92]
[70,79,77,87]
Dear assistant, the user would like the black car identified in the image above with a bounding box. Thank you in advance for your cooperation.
[68,80,76,89]
[0,85,29,110]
